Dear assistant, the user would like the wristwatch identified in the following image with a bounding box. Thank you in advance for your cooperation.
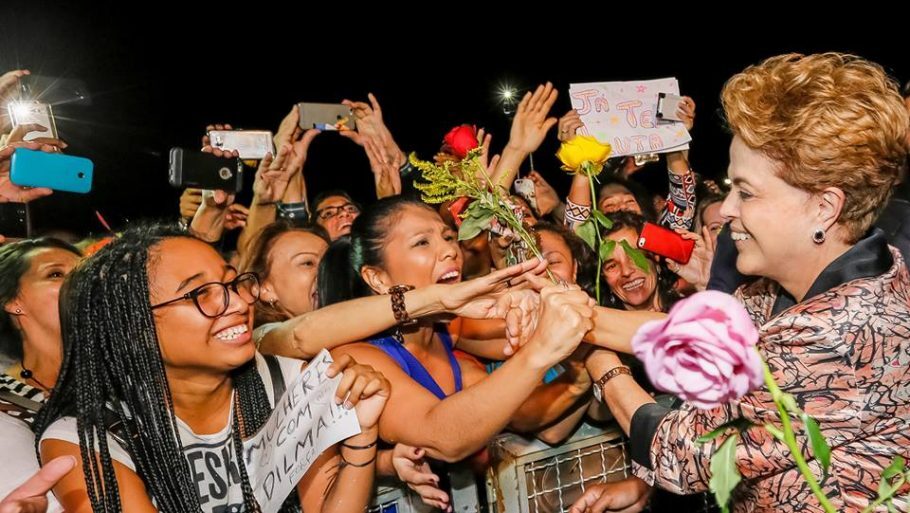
[592,366,632,402]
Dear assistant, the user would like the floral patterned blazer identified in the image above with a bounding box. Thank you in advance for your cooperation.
[631,230,910,512]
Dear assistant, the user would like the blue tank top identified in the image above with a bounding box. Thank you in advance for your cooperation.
[369,327,463,399]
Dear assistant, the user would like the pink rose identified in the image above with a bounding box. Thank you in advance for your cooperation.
[443,125,479,159]
[631,291,763,410]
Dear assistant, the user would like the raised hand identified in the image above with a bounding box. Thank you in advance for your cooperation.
[667,226,715,292]
[557,109,584,143]
[506,82,559,155]
[528,171,560,216]
[327,354,391,430]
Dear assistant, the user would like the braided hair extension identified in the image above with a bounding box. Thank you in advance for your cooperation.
[34,224,276,512]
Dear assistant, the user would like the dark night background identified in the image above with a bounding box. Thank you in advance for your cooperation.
[1,6,906,238]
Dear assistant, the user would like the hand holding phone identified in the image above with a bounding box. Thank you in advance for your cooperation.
[7,102,57,141]
[637,222,695,264]
[168,148,243,193]
[208,130,274,160]
[656,93,685,123]
[10,148,93,194]
[297,103,355,131]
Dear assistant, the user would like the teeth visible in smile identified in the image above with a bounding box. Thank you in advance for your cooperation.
[215,324,248,341]
[439,271,459,281]
[731,231,752,241]
[622,278,644,291]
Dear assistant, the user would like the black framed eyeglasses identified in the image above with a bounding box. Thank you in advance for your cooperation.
[150,272,261,318]
[316,203,360,221]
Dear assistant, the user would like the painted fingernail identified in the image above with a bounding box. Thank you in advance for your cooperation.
[343,400,354,410]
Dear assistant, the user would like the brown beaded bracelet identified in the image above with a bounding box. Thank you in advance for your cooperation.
[389,284,417,326]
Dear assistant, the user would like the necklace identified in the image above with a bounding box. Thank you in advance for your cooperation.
[19,365,51,392]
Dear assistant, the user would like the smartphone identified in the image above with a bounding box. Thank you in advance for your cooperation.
[0,203,30,241]
[297,103,355,131]
[10,148,93,194]
[513,178,538,212]
[637,222,695,264]
[208,130,274,160]
[19,75,91,106]
[7,102,58,141]
[168,148,243,193]
[656,92,685,123]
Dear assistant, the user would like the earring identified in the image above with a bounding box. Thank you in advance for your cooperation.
[268,298,277,307]
[15,308,21,314]
[812,229,826,244]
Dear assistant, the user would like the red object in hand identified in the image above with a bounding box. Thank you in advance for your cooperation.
[443,125,478,158]
[638,222,695,264]
[448,197,472,227]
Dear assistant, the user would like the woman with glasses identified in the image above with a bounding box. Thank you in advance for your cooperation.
[35,225,391,513]
[312,191,361,241]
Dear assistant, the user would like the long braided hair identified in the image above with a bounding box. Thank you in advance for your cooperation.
[34,224,273,512]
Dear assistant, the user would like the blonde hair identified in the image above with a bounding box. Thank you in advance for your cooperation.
[722,53,909,242]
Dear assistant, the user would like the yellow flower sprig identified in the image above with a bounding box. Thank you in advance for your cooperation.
[413,144,556,281]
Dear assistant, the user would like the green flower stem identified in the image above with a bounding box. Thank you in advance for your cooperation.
[762,360,836,513]
[587,169,603,304]
[477,160,557,283]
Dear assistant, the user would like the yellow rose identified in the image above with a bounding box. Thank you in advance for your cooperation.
[556,135,612,175]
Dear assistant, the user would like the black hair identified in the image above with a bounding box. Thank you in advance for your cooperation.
[318,196,435,307]
[531,221,597,298]
[311,190,358,219]
[597,174,659,222]
[0,238,81,361]
[600,212,680,312]
[34,224,272,513]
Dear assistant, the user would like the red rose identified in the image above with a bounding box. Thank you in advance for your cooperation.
[443,124,479,159]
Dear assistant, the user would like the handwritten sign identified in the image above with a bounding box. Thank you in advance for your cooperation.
[244,350,360,513]
[569,77,690,157]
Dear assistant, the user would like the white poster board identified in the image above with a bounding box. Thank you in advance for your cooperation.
[244,349,360,513]
[569,77,690,157]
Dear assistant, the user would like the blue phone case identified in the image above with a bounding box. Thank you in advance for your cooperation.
[10,148,94,194]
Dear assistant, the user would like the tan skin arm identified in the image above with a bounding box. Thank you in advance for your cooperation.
[41,439,158,513]
[585,307,666,355]
[333,343,552,463]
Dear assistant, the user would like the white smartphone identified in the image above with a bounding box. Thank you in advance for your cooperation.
[208,130,274,160]
[7,101,58,141]
[513,178,538,212]
[656,93,685,123]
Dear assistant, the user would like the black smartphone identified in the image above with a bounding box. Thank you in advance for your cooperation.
[168,148,243,193]
[0,203,30,241]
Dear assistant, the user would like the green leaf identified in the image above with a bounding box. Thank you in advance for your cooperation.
[697,418,754,445]
[882,456,906,480]
[802,413,831,477]
[709,434,742,513]
[591,209,613,229]
[619,240,651,272]
[599,239,616,262]
[575,220,597,250]
[458,209,494,240]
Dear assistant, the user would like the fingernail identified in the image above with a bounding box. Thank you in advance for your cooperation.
[343,400,354,410]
